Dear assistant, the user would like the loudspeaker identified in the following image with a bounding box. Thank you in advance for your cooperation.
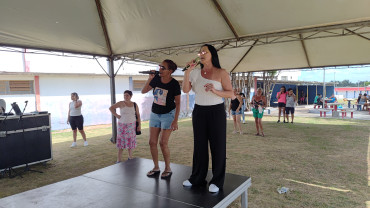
[0,114,52,170]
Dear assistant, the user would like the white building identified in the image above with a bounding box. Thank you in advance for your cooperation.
[0,71,189,130]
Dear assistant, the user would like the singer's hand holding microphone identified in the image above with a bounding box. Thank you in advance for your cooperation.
[139,70,159,80]
[183,57,200,72]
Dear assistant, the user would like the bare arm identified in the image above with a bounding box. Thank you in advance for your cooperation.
[182,59,198,93]
[141,74,155,94]
[236,96,243,112]
[67,103,70,124]
[262,96,267,108]
[109,101,123,119]
[135,104,141,131]
[182,70,192,93]
[74,100,82,108]
[171,95,181,131]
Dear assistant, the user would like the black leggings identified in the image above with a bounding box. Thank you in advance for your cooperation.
[188,103,226,188]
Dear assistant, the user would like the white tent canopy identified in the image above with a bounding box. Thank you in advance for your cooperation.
[1,0,369,72]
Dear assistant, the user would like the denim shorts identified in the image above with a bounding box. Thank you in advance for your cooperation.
[149,109,175,129]
[231,109,242,115]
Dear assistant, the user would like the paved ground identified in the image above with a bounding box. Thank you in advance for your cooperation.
[245,105,370,121]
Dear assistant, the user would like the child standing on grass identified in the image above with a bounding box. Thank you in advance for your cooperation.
[285,88,296,123]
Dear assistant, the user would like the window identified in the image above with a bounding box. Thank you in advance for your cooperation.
[0,80,34,95]
[281,76,288,81]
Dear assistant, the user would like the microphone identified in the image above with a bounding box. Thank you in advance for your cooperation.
[182,57,201,71]
[25,100,28,103]
[139,71,159,75]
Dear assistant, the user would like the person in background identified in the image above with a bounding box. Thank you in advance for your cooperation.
[357,94,362,110]
[182,44,233,193]
[276,86,287,123]
[285,88,296,123]
[299,90,306,105]
[359,93,368,111]
[67,92,88,147]
[313,94,320,108]
[109,90,141,163]
[239,91,246,124]
[328,94,337,103]
[141,59,181,179]
[251,88,266,136]
[229,89,243,134]
[317,94,323,106]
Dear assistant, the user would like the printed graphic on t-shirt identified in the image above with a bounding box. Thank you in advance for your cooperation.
[153,87,168,106]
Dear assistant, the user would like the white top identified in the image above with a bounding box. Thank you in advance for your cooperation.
[69,101,82,116]
[119,105,136,124]
[189,69,224,106]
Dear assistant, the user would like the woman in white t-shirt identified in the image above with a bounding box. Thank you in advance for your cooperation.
[109,90,141,163]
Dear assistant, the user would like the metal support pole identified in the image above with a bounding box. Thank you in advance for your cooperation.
[306,85,308,105]
[108,57,117,140]
[323,69,326,98]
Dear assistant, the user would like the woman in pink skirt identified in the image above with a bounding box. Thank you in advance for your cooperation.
[109,90,141,163]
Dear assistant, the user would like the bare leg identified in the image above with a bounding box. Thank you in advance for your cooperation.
[232,115,237,132]
[159,129,172,174]
[128,148,133,159]
[291,113,294,122]
[79,130,87,141]
[285,113,289,122]
[72,130,77,142]
[278,107,281,121]
[254,117,259,134]
[236,115,242,133]
[282,107,286,122]
[117,149,123,162]
[149,127,161,171]
[258,118,264,136]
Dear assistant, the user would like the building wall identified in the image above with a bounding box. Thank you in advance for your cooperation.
[269,83,334,106]
[1,73,193,130]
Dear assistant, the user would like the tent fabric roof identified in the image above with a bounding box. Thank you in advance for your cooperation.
[1,0,369,72]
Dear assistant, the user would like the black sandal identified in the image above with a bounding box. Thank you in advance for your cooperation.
[147,169,160,177]
[161,171,173,179]
[255,133,260,136]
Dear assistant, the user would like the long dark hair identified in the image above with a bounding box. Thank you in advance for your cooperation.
[200,44,221,69]
[281,86,286,93]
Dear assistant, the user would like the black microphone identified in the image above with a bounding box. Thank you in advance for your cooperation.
[139,71,159,75]
[182,57,201,71]
[25,100,28,104]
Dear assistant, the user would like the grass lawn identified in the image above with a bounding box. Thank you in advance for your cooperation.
[1,116,369,208]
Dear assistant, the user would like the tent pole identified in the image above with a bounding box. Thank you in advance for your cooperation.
[306,85,308,105]
[108,57,117,140]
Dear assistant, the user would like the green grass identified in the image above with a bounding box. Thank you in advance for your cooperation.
[1,116,369,208]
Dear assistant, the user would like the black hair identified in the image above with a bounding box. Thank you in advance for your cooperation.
[124,90,133,97]
[71,92,79,99]
[287,88,293,91]
[163,59,177,73]
[318,94,321,96]
[200,44,221,69]
[281,86,286,93]
[364,93,367,96]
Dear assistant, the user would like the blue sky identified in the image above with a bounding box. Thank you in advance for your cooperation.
[298,66,370,83]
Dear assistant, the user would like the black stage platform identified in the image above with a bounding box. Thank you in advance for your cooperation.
[0,158,251,208]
